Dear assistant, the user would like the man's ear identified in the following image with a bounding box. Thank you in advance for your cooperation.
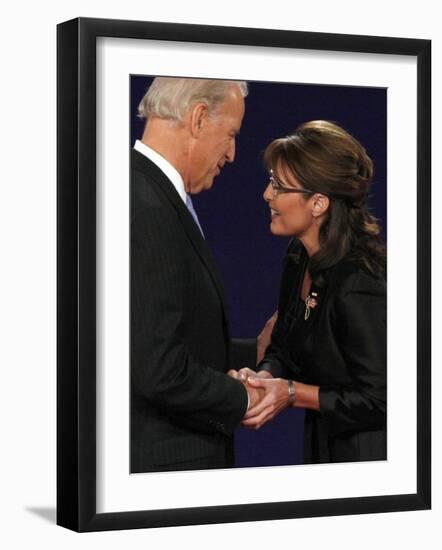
[312,194,330,218]
[189,102,209,137]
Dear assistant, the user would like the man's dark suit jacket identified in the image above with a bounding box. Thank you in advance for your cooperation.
[131,149,251,473]
[258,239,387,463]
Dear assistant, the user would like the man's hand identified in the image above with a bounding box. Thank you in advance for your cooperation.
[241,377,291,429]
[227,369,267,412]
[227,369,241,379]
[237,367,273,383]
[256,311,278,364]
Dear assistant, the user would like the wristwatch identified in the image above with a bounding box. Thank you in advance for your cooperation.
[288,379,296,405]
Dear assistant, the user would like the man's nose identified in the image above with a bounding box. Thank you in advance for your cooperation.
[226,140,236,163]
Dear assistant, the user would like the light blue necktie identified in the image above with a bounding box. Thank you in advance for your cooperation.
[185,194,205,238]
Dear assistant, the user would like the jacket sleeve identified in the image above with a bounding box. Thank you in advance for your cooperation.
[230,338,257,370]
[256,240,305,380]
[131,184,248,436]
[319,271,387,437]
[256,317,300,379]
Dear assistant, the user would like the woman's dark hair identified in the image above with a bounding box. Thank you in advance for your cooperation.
[264,120,386,284]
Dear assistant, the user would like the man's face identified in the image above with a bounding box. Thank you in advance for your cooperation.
[185,86,245,193]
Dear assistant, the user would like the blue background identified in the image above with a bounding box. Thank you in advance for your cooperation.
[131,76,387,468]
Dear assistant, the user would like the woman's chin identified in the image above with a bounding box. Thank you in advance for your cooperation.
[270,217,287,236]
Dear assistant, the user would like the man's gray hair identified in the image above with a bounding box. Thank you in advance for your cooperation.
[138,77,248,123]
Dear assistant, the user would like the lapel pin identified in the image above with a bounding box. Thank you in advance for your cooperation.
[304,292,318,320]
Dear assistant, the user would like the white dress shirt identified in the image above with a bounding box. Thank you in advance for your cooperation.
[134,139,187,204]
[134,140,205,236]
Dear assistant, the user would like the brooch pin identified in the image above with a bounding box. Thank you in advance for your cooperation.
[304,292,318,320]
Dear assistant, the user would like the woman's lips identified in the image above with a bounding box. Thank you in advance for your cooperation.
[271,208,279,217]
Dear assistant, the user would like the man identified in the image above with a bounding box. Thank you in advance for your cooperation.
[131,78,262,473]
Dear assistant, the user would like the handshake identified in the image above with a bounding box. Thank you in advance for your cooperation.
[228,368,294,430]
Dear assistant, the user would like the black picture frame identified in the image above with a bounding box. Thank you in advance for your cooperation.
[57,17,431,532]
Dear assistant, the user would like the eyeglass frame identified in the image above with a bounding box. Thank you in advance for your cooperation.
[268,169,315,196]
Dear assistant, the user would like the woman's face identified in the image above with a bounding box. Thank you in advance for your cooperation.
[263,163,316,238]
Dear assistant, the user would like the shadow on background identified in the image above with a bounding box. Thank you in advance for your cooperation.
[26,507,56,524]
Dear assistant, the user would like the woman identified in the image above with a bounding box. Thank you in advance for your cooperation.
[238,120,386,464]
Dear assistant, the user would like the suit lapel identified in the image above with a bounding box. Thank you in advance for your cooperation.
[132,150,230,323]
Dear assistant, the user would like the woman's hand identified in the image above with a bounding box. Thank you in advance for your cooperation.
[256,311,278,364]
[241,377,292,429]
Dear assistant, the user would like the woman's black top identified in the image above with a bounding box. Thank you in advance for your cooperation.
[257,240,387,463]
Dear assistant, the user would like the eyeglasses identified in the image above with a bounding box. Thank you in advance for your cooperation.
[268,169,314,197]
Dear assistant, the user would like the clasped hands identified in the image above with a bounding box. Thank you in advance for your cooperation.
[228,368,292,429]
